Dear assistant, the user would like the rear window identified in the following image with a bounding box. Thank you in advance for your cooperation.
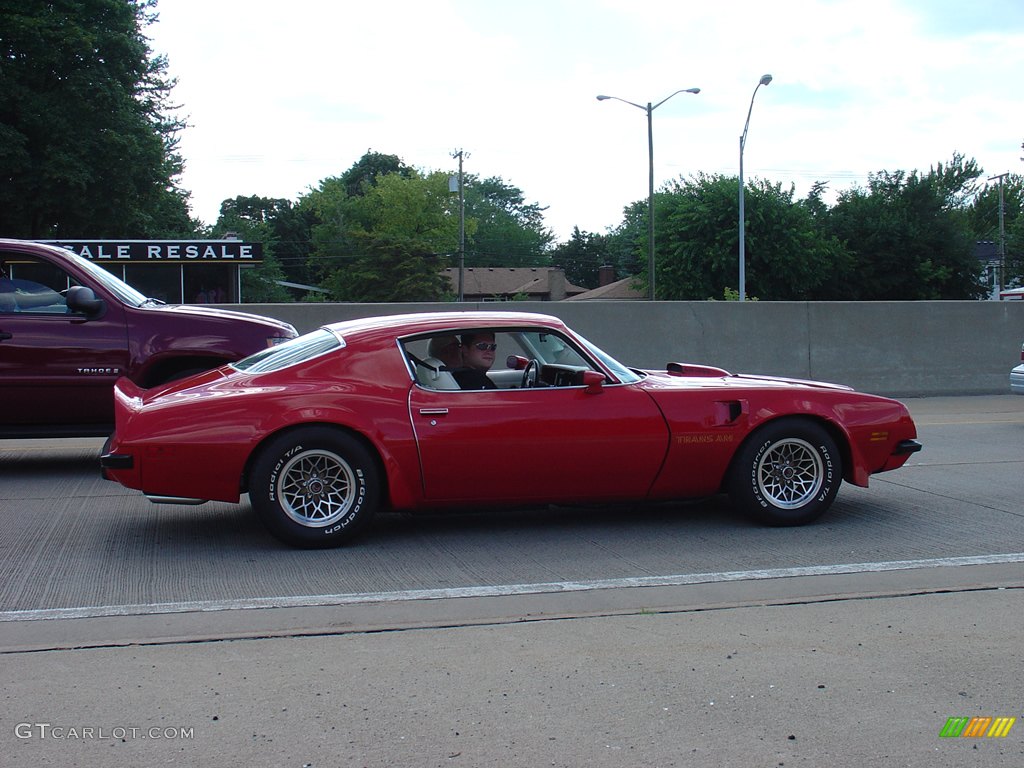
[231,328,343,374]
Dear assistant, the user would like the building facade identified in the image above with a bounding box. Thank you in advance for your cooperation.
[46,239,262,304]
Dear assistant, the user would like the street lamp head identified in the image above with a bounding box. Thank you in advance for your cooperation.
[685,87,701,94]
[596,95,611,101]
[759,74,773,86]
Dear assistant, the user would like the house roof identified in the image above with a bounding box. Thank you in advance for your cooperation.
[565,276,645,301]
[441,267,587,299]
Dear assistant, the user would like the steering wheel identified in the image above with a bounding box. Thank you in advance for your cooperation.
[520,359,540,388]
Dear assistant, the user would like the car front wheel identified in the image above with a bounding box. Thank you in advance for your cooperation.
[250,427,380,547]
[729,419,842,526]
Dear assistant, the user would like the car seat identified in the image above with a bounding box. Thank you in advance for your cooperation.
[417,357,460,390]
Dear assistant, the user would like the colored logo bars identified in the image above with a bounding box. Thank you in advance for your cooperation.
[940,716,1016,738]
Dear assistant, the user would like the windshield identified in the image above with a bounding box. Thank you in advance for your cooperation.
[231,328,343,373]
[63,249,150,307]
[577,336,642,384]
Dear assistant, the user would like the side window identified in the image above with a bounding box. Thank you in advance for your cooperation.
[0,254,72,314]
[403,329,602,391]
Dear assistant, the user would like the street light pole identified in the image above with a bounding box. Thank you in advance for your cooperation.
[738,74,772,302]
[450,149,466,301]
[598,87,700,300]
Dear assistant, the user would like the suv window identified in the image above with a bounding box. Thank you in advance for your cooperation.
[0,254,72,314]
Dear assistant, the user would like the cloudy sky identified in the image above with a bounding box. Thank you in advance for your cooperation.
[148,0,1024,240]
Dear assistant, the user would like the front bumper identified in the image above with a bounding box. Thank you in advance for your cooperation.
[1011,364,1024,395]
[893,439,923,456]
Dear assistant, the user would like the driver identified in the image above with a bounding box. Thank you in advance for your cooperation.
[453,331,498,390]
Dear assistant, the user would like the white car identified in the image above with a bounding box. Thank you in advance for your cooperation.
[1012,342,1024,395]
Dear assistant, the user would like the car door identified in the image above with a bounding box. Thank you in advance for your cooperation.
[408,383,669,504]
[0,276,129,432]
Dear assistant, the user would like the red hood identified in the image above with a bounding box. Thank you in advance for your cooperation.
[638,367,855,393]
[148,303,296,335]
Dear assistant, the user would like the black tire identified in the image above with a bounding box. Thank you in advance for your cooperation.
[729,419,842,526]
[249,427,380,548]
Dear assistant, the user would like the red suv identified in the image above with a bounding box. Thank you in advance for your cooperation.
[1,239,297,438]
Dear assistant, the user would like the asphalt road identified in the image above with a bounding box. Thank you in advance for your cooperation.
[1,395,1022,767]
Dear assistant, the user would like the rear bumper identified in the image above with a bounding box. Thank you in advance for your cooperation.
[100,452,134,471]
[99,433,133,481]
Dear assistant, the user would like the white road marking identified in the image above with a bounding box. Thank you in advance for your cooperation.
[2,553,1022,623]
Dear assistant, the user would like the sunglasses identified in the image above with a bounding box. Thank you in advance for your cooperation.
[471,342,498,351]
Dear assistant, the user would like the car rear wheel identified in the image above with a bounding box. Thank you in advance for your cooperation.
[250,427,380,547]
[729,419,841,526]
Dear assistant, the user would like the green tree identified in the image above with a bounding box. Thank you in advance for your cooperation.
[0,0,194,237]
[268,200,316,289]
[258,151,557,301]
[1006,211,1024,287]
[464,176,553,267]
[605,205,647,280]
[339,150,413,198]
[345,171,459,248]
[967,173,1024,288]
[550,227,615,288]
[302,163,459,301]
[827,155,986,299]
[653,173,844,300]
[321,233,449,302]
[214,194,315,287]
[212,195,293,302]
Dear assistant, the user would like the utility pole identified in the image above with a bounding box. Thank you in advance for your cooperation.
[988,172,1008,292]
[451,150,467,302]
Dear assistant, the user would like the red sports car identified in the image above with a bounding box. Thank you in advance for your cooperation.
[101,311,922,547]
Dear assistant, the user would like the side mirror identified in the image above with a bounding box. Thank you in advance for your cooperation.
[66,285,104,317]
[582,370,606,393]
[506,354,529,370]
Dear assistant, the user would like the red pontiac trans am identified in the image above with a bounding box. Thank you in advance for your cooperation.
[101,311,922,548]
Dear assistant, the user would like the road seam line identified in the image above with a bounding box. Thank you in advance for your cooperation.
[2,552,1022,622]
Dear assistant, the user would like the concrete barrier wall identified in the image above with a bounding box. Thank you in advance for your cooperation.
[220,301,1024,398]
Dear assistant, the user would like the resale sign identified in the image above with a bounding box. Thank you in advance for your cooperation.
[47,240,263,263]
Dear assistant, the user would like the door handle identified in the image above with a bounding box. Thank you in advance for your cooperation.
[0,332,11,341]
[418,408,449,416]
